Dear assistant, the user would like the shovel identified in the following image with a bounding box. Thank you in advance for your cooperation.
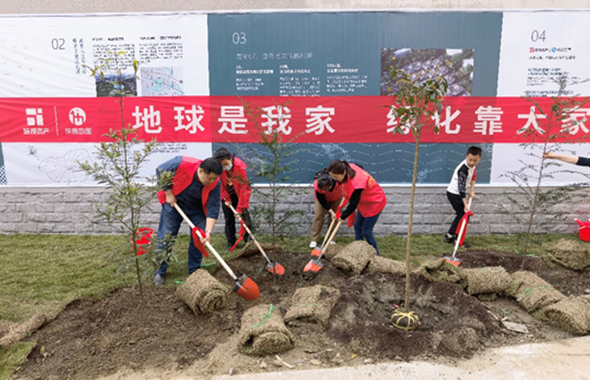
[172,203,260,301]
[311,217,337,257]
[311,198,345,257]
[445,197,474,267]
[228,203,285,275]
[304,219,343,273]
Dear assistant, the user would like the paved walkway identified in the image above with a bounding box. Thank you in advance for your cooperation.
[212,335,590,380]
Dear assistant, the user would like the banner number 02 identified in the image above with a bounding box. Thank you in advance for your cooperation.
[51,38,66,50]
[232,32,247,45]
[530,30,546,42]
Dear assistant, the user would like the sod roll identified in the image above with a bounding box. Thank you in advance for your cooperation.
[323,243,344,261]
[332,240,375,275]
[176,269,230,315]
[543,296,590,335]
[0,314,47,348]
[417,258,465,284]
[284,285,341,328]
[463,266,512,295]
[366,256,406,275]
[506,271,566,313]
[549,239,590,271]
[238,304,295,356]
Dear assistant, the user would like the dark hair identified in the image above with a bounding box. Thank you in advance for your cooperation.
[213,147,233,161]
[327,160,356,179]
[200,158,223,175]
[317,174,333,190]
[467,146,482,157]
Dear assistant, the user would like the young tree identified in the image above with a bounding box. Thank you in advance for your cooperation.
[79,52,161,295]
[388,69,448,312]
[238,98,306,247]
[502,73,590,254]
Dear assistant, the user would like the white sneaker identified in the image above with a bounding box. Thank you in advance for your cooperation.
[309,241,317,248]
[330,241,336,245]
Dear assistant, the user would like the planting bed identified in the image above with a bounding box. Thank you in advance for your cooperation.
[12,249,590,380]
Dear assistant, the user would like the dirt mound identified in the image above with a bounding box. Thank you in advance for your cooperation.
[14,249,590,380]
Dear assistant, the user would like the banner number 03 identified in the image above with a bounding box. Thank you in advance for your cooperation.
[530,30,546,42]
[232,32,247,45]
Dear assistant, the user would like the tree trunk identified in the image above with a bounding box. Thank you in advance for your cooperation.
[404,137,421,311]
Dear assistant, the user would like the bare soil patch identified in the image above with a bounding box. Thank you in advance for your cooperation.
[12,249,590,380]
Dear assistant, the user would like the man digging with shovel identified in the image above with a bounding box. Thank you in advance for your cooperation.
[153,156,222,286]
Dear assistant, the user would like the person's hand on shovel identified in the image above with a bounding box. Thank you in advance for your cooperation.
[165,190,177,207]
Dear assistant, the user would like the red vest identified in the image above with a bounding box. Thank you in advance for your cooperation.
[341,164,386,217]
[314,179,343,203]
[157,157,219,216]
[219,157,251,213]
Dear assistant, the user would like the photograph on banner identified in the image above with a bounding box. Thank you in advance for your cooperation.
[2,142,211,186]
[491,143,590,185]
[214,142,492,185]
[380,48,474,96]
[497,11,590,97]
[0,14,208,98]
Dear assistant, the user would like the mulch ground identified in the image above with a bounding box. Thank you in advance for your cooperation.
[12,249,590,380]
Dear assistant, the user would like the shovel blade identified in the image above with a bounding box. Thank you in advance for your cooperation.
[266,262,285,275]
[444,256,461,267]
[310,248,322,257]
[303,258,324,273]
[233,274,259,301]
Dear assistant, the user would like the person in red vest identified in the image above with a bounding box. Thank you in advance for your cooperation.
[214,147,254,251]
[153,157,222,286]
[310,167,343,248]
[328,160,387,255]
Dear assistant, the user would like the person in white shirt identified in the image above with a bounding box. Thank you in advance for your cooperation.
[444,146,482,248]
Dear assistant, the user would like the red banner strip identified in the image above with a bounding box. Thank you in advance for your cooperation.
[1,96,588,143]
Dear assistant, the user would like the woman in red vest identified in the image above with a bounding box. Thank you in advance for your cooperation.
[310,168,343,248]
[328,160,387,255]
[154,157,222,286]
[214,147,254,251]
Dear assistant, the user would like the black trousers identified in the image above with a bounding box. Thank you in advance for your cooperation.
[221,192,253,245]
[447,191,466,235]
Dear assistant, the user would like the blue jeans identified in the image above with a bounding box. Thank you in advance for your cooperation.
[155,203,206,275]
[354,211,381,256]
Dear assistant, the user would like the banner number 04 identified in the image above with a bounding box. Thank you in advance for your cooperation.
[531,30,546,42]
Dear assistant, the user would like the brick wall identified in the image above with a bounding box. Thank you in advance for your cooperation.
[1,186,586,237]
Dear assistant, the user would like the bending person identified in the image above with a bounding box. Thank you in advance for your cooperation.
[310,167,343,248]
[328,160,387,255]
[213,147,254,251]
[154,156,222,286]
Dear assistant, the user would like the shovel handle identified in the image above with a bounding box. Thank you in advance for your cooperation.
[227,203,273,264]
[173,203,238,281]
[320,197,345,249]
[321,219,343,255]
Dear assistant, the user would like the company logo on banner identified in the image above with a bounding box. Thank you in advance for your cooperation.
[69,108,87,126]
[1,96,589,144]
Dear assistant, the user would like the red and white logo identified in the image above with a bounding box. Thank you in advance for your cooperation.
[25,108,44,126]
[69,107,87,126]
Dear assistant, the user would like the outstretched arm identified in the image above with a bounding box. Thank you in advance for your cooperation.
[543,152,579,165]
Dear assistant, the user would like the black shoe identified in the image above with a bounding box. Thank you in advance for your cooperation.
[443,234,455,244]
[153,274,165,286]
[461,242,472,249]
[244,234,252,243]
[226,244,235,252]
